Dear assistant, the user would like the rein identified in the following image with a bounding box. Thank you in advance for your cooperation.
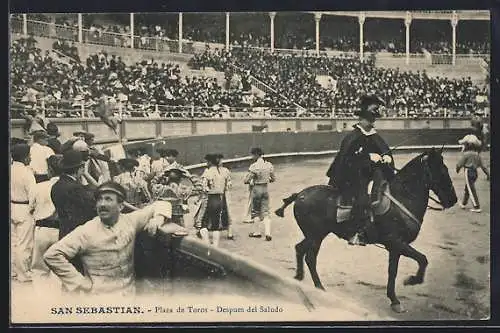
[389,155,445,211]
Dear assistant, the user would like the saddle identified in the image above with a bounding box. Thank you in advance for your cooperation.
[336,182,392,223]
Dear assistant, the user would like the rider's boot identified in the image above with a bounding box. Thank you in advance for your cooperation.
[348,209,372,246]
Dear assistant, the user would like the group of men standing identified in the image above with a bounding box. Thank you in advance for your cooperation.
[10,124,112,283]
[10,118,278,296]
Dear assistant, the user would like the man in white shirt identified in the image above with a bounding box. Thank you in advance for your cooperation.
[44,182,187,296]
[11,143,37,282]
[30,154,63,278]
[30,131,55,183]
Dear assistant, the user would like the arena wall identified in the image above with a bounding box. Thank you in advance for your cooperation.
[11,118,472,168]
[131,128,470,166]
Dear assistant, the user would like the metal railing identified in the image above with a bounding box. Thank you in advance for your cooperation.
[10,100,476,120]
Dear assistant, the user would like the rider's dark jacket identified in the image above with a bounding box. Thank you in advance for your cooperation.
[327,124,395,193]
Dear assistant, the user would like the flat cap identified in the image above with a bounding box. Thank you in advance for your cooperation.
[96,181,126,199]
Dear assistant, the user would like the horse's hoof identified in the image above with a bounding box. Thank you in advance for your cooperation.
[391,303,407,313]
[404,275,424,286]
[294,274,304,281]
[315,285,326,291]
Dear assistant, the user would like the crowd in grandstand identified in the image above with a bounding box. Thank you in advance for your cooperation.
[11,12,489,119]
[11,37,296,119]
[190,46,488,117]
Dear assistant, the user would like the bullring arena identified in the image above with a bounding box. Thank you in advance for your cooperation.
[9,10,490,323]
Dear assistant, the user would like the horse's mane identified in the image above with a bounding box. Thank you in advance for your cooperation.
[393,151,428,181]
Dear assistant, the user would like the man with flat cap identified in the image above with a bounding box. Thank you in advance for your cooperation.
[326,95,395,246]
[44,181,187,296]
[30,130,55,183]
[11,143,37,282]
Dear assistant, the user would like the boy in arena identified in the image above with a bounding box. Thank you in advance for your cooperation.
[456,135,490,213]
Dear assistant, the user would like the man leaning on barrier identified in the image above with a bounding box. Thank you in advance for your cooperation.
[44,181,188,296]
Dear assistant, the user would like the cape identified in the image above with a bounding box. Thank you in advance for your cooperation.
[326,125,395,189]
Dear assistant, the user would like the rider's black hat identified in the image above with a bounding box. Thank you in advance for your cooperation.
[355,95,386,121]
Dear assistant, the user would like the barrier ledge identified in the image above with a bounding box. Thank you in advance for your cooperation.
[161,230,395,321]
[184,145,463,171]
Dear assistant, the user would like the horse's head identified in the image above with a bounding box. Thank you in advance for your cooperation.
[420,148,457,209]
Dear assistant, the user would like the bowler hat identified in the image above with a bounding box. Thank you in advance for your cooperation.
[96,181,126,200]
[205,153,218,164]
[60,149,85,170]
[46,123,60,137]
[118,158,139,170]
[355,95,386,121]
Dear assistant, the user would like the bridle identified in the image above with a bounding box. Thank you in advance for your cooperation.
[420,154,446,210]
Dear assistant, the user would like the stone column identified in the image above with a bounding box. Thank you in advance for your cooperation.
[405,11,412,65]
[178,12,183,53]
[78,13,83,43]
[269,12,276,52]
[451,11,459,66]
[315,13,322,56]
[226,12,230,51]
[130,13,134,49]
[22,14,27,37]
[358,12,365,61]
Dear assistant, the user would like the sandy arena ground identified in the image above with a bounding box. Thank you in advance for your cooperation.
[209,151,491,321]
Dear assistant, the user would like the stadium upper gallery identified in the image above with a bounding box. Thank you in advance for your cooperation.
[9,11,489,121]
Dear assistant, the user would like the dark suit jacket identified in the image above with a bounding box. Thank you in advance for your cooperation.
[51,174,97,240]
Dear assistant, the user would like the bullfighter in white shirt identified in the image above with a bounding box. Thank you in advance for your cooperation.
[29,131,55,183]
[29,154,63,277]
[11,143,37,282]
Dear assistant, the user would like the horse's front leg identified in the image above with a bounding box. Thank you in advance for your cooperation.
[387,250,406,313]
[399,244,428,286]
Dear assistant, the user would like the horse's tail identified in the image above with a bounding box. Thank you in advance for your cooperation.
[274,193,299,218]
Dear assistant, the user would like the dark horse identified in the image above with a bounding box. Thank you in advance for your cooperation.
[274,148,457,313]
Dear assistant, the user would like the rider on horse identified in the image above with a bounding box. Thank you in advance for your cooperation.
[326,94,395,246]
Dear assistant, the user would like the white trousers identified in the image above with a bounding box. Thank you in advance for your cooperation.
[31,226,59,275]
[11,203,35,281]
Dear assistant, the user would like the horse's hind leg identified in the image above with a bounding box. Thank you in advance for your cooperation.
[387,250,406,313]
[294,238,309,281]
[399,244,428,286]
[305,239,325,290]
